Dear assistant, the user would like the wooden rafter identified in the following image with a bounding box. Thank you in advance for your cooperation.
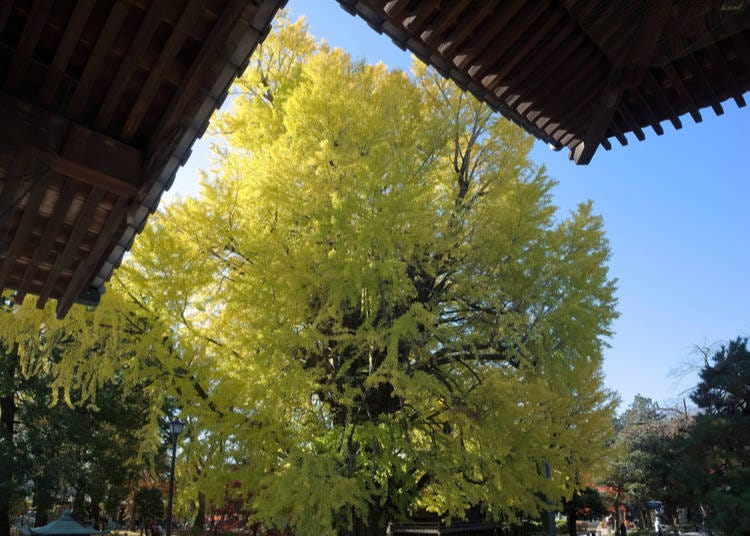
[12,178,79,304]
[644,70,682,130]
[66,1,132,118]
[420,2,467,47]
[38,0,96,105]
[628,88,665,136]
[6,0,54,90]
[401,0,441,34]
[383,0,410,20]
[616,105,645,141]
[2,93,144,196]
[520,46,601,119]
[150,0,249,151]
[121,0,207,141]
[662,62,703,123]
[455,3,527,71]
[56,195,129,318]
[95,2,166,130]
[36,186,105,308]
[1,0,288,314]
[705,44,746,107]
[574,69,622,164]
[463,1,548,75]
[495,27,583,100]
[0,2,13,36]
[573,1,673,163]
[474,6,563,84]
[0,174,51,291]
[438,3,495,60]
[687,53,724,115]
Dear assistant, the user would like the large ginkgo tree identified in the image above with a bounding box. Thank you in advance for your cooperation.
[119,15,619,536]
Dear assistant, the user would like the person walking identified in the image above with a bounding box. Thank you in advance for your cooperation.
[654,515,663,536]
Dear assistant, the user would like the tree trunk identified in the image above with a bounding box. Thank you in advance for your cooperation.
[73,486,87,522]
[193,492,206,532]
[0,349,18,536]
[613,488,622,536]
[565,500,578,536]
[90,498,101,529]
[0,401,14,536]
[32,487,52,527]
[0,510,10,536]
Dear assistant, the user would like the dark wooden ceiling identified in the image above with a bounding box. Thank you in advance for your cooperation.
[338,0,750,164]
[0,0,286,317]
[1,0,748,318]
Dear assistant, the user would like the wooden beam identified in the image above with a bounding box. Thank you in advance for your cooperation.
[437,3,494,60]
[401,0,441,34]
[628,88,665,135]
[0,174,50,292]
[66,1,131,118]
[537,72,600,135]
[383,0,411,20]
[475,6,563,84]
[37,186,105,308]
[465,1,550,78]
[456,2,527,71]
[421,2,468,47]
[95,1,165,130]
[56,195,129,318]
[574,69,622,165]
[51,158,137,198]
[730,32,750,74]
[662,63,703,123]
[0,173,27,240]
[13,178,80,304]
[687,54,724,116]
[571,0,672,163]
[6,0,55,90]
[615,103,645,141]
[0,2,13,36]
[609,118,628,146]
[121,0,207,141]
[705,44,746,107]
[150,0,247,150]
[1,93,144,196]
[518,47,601,118]
[495,28,583,99]
[38,0,96,105]
[644,70,682,129]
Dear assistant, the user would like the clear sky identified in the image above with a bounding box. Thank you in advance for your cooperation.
[170,1,750,413]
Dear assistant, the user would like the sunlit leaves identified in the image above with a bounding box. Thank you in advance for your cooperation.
[76,12,618,534]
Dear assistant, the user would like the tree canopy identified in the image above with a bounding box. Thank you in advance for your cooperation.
[686,337,749,534]
[118,16,619,536]
[1,15,619,536]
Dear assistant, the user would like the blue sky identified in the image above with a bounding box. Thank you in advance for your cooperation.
[170,2,749,412]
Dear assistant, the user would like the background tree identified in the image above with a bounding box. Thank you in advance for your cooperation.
[563,486,606,536]
[0,286,170,535]
[684,337,749,534]
[122,15,618,536]
[133,487,165,536]
[601,396,660,531]
[0,338,26,536]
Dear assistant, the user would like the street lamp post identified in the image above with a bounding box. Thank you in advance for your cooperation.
[166,419,185,536]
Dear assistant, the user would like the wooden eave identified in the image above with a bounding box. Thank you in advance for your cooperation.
[337,0,750,164]
[0,0,287,318]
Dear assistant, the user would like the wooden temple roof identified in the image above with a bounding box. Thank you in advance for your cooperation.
[1,0,748,318]
[0,0,285,317]
[338,0,750,164]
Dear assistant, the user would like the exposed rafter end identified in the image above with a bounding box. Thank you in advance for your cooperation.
[571,140,599,165]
